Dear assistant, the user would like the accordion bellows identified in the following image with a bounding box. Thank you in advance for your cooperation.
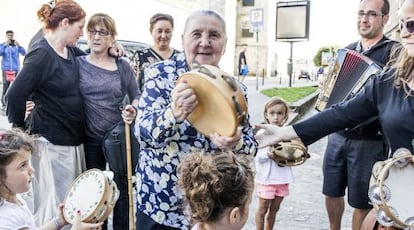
[315,49,382,111]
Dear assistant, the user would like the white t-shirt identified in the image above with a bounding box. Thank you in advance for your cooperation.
[254,147,294,185]
[0,195,37,230]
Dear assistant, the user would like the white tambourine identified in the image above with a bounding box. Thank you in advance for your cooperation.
[368,148,414,228]
[63,169,119,224]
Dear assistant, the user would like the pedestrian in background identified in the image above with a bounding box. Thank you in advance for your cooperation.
[0,30,26,110]
[238,44,248,81]
[254,97,293,230]
[135,13,179,93]
[134,10,257,229]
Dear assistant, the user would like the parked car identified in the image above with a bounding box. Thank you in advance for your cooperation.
[76,38,150,74]
[298,70,311,80]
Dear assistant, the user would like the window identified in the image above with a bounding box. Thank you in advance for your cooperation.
[242,28,254,37]
[242,0,254,7]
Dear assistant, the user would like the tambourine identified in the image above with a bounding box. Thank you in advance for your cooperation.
[63,169,119,224]
[176,63,248,137]
[268,139,309,166]
[361,209,400,230]
[368,148,414,229]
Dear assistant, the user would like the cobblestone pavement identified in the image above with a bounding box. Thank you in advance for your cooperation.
[242,77,353,230]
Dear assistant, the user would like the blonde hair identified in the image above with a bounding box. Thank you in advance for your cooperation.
[387,43,414,97]
[263,97,289,125]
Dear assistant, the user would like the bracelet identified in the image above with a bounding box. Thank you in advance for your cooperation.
[53,217,61,230]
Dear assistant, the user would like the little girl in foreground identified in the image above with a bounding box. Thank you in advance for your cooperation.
[255,97,293,230]
[0,128,102,229]
[178,150,254,230]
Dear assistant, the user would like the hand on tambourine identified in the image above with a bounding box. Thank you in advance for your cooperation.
[254,124,298,148]
[71,210,103,230]
[210,127,242,151]
[171,80,198,122]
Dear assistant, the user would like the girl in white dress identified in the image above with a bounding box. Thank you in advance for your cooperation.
[0,128,102,230]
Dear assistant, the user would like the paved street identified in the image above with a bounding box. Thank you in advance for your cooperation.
[241,76,353,230]
[0,76,354,229]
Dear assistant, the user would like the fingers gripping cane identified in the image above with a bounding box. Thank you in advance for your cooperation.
[125,122,136,230]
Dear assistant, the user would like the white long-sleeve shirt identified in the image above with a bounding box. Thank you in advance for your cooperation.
[254,147,293,185]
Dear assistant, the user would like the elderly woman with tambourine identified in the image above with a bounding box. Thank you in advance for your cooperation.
[134,10,257,230]
[255,0,414,228]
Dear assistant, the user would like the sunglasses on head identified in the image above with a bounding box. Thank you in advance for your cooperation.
[400,20,414,34]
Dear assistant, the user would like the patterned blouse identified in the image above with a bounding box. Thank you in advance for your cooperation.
[134,52,257,229]
[136,47,179,93]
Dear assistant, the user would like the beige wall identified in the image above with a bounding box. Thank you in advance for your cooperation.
[235,0,269,77]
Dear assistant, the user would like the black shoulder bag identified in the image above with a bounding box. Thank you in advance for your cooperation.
[102,58,140,179]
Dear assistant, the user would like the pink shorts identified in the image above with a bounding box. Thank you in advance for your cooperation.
[257,183,290,199]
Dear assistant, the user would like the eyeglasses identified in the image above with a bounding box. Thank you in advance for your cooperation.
[400,20,414,34]
[357,11,384,19]
[88,30,111,36]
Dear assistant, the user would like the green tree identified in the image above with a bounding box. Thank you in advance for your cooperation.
[313,45,339,67]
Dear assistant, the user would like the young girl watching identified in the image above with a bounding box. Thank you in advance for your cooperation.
[178,150,254,230]
[254,97,293,230]
[0,128,102,229]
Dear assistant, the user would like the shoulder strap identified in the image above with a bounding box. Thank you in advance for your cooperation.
[115,57,130,105]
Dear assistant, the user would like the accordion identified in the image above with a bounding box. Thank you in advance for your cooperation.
[315,49,382,111]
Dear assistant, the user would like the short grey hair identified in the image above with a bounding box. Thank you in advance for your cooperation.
[183,10,226,35]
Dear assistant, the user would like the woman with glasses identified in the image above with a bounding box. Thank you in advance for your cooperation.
[135,13,180,93]
[5,0,87,226]
[255,0,414,228]
[77,13,139,230]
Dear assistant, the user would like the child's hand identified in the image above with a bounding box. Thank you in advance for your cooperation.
[71,210,103,230]
[56,203,68,227]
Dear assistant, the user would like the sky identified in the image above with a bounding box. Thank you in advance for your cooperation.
[0,0,361,74]
[273,0,360,61]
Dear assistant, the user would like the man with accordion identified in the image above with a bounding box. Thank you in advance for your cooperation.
[256,0,402,229]
[317,0,398,229]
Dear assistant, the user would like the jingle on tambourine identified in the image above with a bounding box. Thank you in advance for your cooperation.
[176,64,248,137]
[268,139,310,167]
[367,149,414,229]
[63,169,119,224]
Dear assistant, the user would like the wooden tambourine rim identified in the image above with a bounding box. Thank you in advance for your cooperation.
[176,64,247,136]
[377,154,414,228]
[63,169,112,224]
[270,141,309,167]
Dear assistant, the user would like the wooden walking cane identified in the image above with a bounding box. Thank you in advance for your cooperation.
[125,122,136,230]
